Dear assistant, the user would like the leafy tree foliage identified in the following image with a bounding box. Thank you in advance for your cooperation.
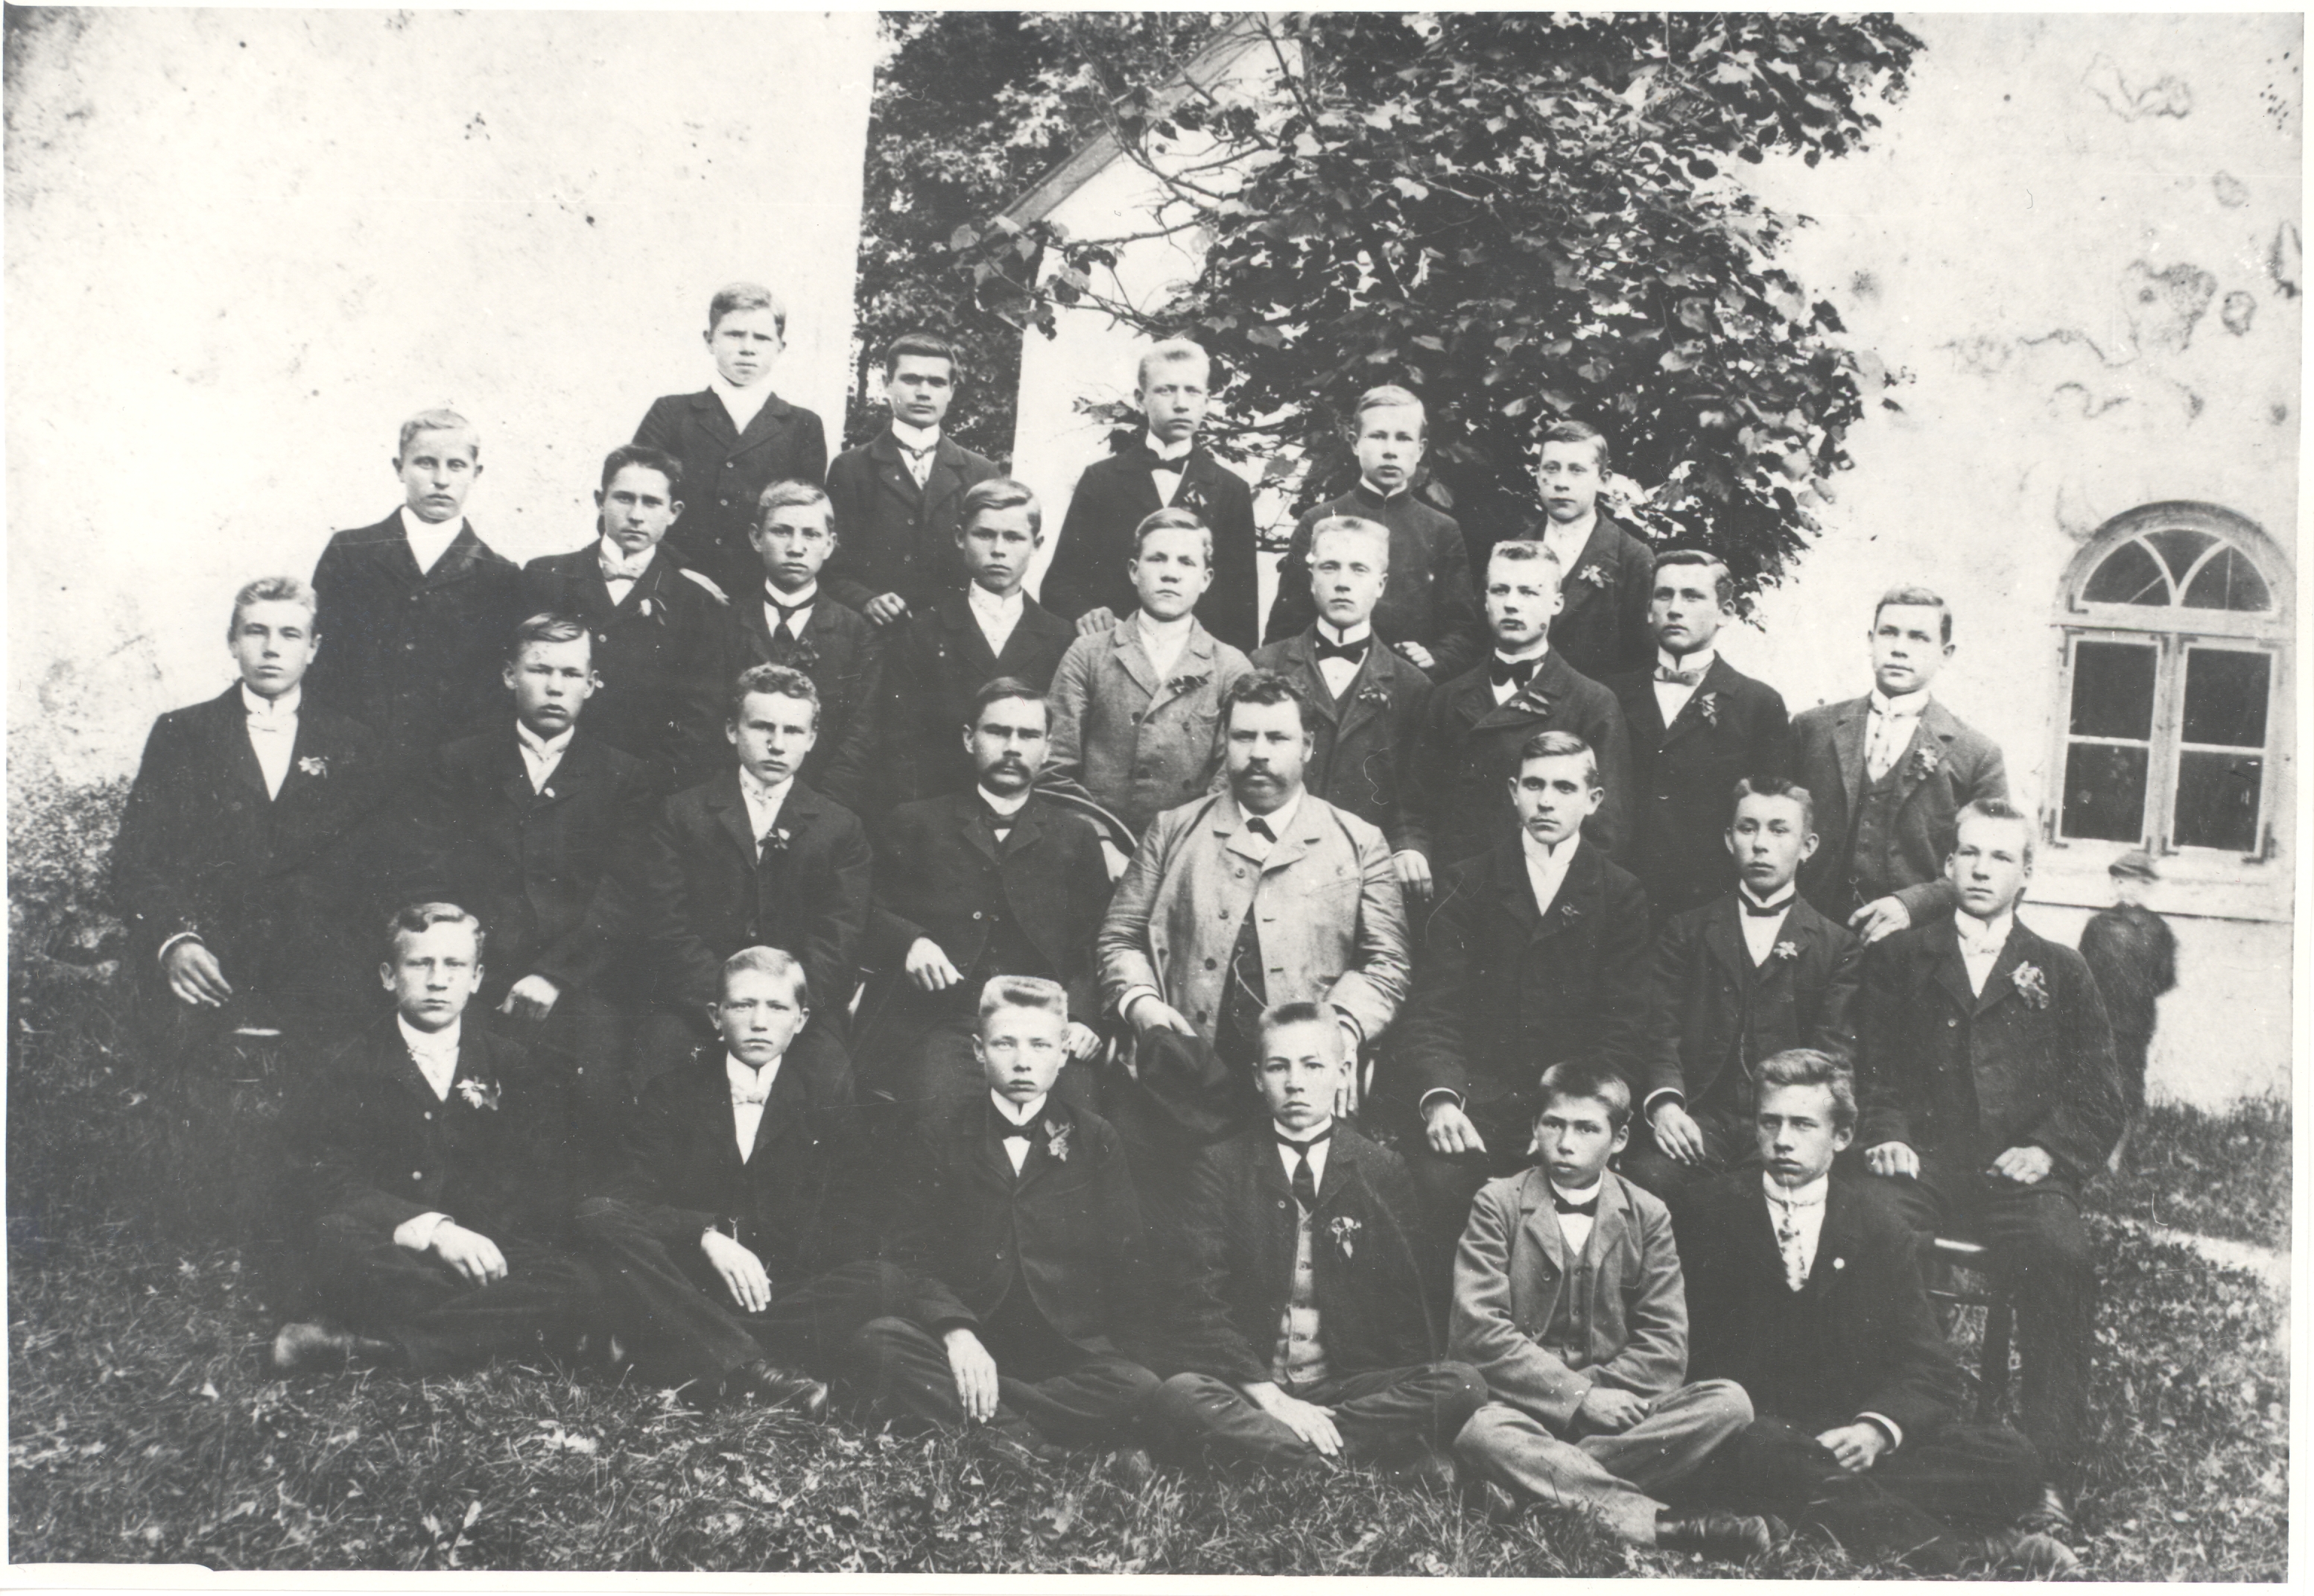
[959,13,1924,598]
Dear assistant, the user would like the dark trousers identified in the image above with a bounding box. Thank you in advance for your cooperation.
[481,987,635,1161]
[1620,1107,1759,1203]
[1877,1157,2096,1491]
[1402,1098,1538,1285]
[573,1197,909,1388]
[1149,1361,1487,1469]
[849,1308,1161,1451]
[311,1215,602,1375]
[1685,1416,2043,1573]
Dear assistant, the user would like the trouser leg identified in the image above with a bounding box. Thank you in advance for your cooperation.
[1453,1400,1666,1543]
[1321,1361,1490,1460]
[1977,1184,2095,1493]
[1579,1378,1756,1498]
[1693,1418,1964,1574]
[312,1220,602,1375]
[996,1351,1164,1450]
[847,1315,1159,1451]
[740,1259,916,1376]
[1871,1421,2045,1533]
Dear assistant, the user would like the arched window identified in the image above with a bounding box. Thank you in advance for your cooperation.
[2054,504,2291,861]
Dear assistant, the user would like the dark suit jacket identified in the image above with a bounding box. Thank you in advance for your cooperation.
[862,791,1112,1045]
[1790,694,2008,923]
[592,1030,875,1279]
[1040,444,1261,653]
[882,1096,1147,1357]
[633,387,829,597]
[2077,903,2178,1042]
[305,513,526,764]
[1675,1172,1961,1441]
[1391,839,1672,1115]
[1249,629,1432,851]
[110,686,388,1013]
[869,589,1075,808]
[823,431,1001,613]
[638,773,872,1020]
[1857,916,2123,1183]
[717,589,883,812]
[1163,1123,1436,1385]
[399,726,658,1002]
[1653,893,1861,1112]
[1402,649,1633,867]
[517,545,729,785]
[297,1017,576,1244]
[1607,655,1791,924]
[1538,510,1655,681]
[1263,485,1486,681]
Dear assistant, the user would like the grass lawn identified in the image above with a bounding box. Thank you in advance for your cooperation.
[7,972,2290,1577]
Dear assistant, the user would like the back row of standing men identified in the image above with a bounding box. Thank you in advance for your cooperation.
[112,282,2156,1570]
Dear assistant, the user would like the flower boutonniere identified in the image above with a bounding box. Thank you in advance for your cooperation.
[1166,671,1210,697]
[1356,683,1392,709]
[1044,1120,1071,1164]
[2009,962,2051,1010]
[297,755,329,779]
[1696,691,1720,727]
[1177,478,1208,514]
[790,639,820,671]
[1772,940,1801,964]
[1578,563,1611,589]
[456,1078,501,1112]
[761,826,793,858]
[1328,1215,1361,1261]
[1912,745,1941,779]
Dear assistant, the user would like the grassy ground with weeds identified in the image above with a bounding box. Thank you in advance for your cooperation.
[7,970,2291,1577]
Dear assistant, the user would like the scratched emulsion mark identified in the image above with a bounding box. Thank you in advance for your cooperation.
[2082,51,2193,121]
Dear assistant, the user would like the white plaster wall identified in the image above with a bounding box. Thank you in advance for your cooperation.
[7,7,878,791]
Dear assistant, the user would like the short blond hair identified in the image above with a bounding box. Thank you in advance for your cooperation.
[978,974,1068,1025]
[1135,338,1211,390]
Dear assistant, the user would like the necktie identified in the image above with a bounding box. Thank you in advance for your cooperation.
[899,443,934,487]
[768,597,808,644]
[1770,1195,1813,1291]
[732,1071,773,1108]
[601,548,652,583]
[1490,656,1539,689]
[1553,1193,1598,1217]
[1313,634,1369,664]
[1743,894,1796,918]
[1655,663,1705,687]
[1867,705,1915,781]
[1278,1128,1331,1209]
[1244,815,1276,843]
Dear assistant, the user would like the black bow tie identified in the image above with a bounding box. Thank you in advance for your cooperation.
[1313,634,1369,664]
[1742,894,1796,918]
[1655,663,1705,687]
[1490,656,1540,688]
[1275,1125,1334,1153]
[1553,1193,1599,1217]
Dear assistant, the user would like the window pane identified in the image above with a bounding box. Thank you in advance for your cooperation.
[2174,751,2262,851]
[2069,640,2158,738]
[2146,528,2216,581]
[2082,540,2169,606]
[2061,743,2149,842]
[2181,649,2269,747]
[2181,545,2274,612]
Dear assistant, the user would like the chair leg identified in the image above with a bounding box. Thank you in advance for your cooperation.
[1979,1297,2015,1422]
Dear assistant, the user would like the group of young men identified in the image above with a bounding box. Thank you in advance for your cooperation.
[112,281,2180,1574]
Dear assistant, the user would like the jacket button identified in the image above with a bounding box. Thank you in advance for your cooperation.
[411,1171,423,1181]
[1203,958,1217,971]
[1277,1199,1288,1209]
[1947,1017,1959,1027]
[972,911,983,921]
[422,1111,431,1121]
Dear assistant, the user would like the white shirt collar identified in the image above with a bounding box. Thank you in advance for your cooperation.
[1357,477,1406,501]
[1738,881,1798,913]
[599,536,655,581]
[397,1015,462,1099]
[1870,686,1931,718]
[399,505,466,574]
[1146,432,1193,464]
[1545,507,1597,549]
[1315,617,1373,647]
[1138,609,1195,645]
[240,683,301,720]
[711,370,776,431]
[1763,1171,1830,1209]
[1494,637,1550,664]
[1956,907,2015,952]
[516,719,574,762]
[1658,646,1715,677]
[1275,1121,1334,1190]
[967,583,1024,621]
[1550,1177,1603,1205]
[978,784,1032,817]
[1520,830,1580,915]
[890,418,941,453]
[727,1051,783,1103]
[765,580,818,612]
[738,767,795,839]
[990,1091,1047,1129]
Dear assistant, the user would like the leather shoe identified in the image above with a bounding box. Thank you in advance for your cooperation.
[269,1320,396,1373]
[1383,1448,1459,1498]
[719,1361,829,1420]
[1653,1510,1774,1559]
[2019,1483,2077,1540]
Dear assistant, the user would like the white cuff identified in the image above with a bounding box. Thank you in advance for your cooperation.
[1119,986,1163,1025]
[1857,1412,1903,1452]
[393,1212,453,1253]
[1643,1088,1684,1115]
[156,930,203,966]
[1418,1087,1463,1115]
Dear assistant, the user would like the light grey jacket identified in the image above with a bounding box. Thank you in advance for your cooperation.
[1044,618,1252,835]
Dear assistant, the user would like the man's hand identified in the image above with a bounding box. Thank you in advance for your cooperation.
[429,1223,509,1287]
[1815,1422,1890,1473]
[162,940,233,1009]
[1988,1144,2054,1185]
[863,593,910,627]
[1126,994,1198,1038]
[1423,1098,1488,1156]
[499,972,562,1022]
[1333,1016,1364,1119]
[1649,1101,1708,1165]
[1576,1387,1647,1434]
[1398,641,1436,671]
[942,1327,1001,1423]
[700,1229,772,1314]
[1865,1141,1921,1179]
[1074,607,1123,638]
[1848,896,1914,945]
[904,937,964,993]
[1392,849,1434,902]
[1246,1381,1343,1457]
[1064,1021,1102,1060]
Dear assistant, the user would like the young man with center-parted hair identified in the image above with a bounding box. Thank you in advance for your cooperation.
[1389,731,1670,1271]
[112,575,390,1044]
[634,281,830,600]
[1670,1049,2068,1577]
[823,331,1001,624]
[1263,385,1486,682]
[633,664,872,1080]
[1605,548,1791,927]
[518,444,731,791]
[1790,585,2008,943]
[396,612,661,1143]
[575,946,909,1416]
[1040,338,1263,653]
[858,678,1111,1118]
[1045,507,1254,835]
[1622,776,1861,1203]
[866,478,1076,809]
[1249,514,1435,869]
[1400,537,1633,889]
[1854,799,2121,1534]
[1145,1001,1486,1486]
[854,976,1163,1467]
[1449,1061,1768,1559]
[271,903,600,1375]
[305,408,526,768]
[717,480,881,811]
[1527,419,1656,680]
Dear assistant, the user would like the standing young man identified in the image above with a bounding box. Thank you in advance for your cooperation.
[1527,420,1655,680]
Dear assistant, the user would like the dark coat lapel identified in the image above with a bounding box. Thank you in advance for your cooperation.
[1833,697,1871,809]
[1927,921,1977,1014]
[704,770,759,867]
[1974,923,2035,1017]
[732,393,796,458]
[1702,894,1754,983]
[955,791,1001,864]
[1531,840,1598,944]
[1490,840,1544,937]
[420,524,494,592]
[1802,1177,1860,1297]
[688,390,739,450]
[202,688,272,801]
[1661,655,1740,749]
[936,591,1000,677]
[866,431,925,513]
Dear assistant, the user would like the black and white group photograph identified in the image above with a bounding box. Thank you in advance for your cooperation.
[4,6,2299,1581]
